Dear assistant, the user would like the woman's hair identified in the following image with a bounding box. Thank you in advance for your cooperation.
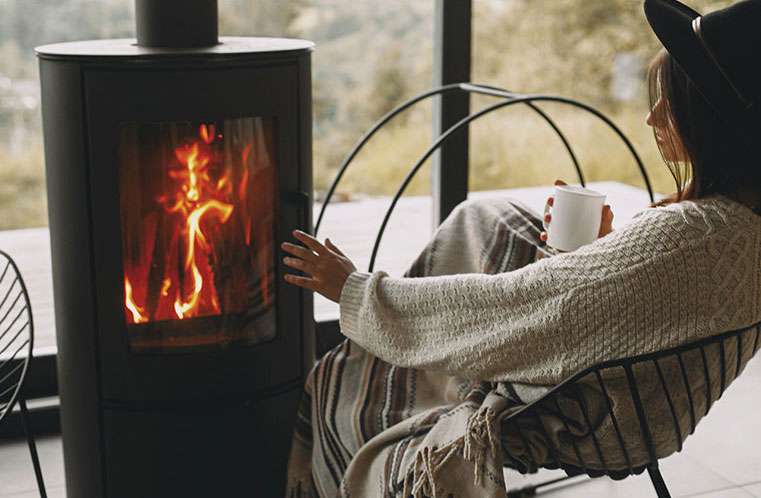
[647,48,757,206]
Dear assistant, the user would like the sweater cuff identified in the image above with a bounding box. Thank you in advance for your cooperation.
[339,271,373,340]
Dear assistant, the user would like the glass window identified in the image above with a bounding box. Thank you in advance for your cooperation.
[2,1,434,324]
[470,0,733,199]
[0,0,135,230]
[227,1,436,320]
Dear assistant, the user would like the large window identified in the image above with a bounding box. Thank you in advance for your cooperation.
[0,1,434,324]
[224,1,436,318]
[4,0,737,330]
[469,0,733,197]
[0,0,134,230]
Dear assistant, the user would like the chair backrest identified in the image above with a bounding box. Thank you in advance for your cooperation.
[0,250,34,424]
[501,322,761,479]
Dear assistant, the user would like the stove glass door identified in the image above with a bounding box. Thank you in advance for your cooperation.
[118,116,278,352]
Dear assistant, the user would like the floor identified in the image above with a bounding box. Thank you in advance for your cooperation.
[1,352,760,497]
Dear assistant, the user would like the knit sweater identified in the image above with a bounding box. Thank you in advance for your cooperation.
[339,194,761,386]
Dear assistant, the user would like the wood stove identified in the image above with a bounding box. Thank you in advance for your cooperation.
[36,1,314,496]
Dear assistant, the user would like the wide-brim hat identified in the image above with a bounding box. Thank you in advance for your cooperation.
[644,0,761,141]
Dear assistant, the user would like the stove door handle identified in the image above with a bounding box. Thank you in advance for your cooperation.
[283,190,313,234]
[283,190,310,207]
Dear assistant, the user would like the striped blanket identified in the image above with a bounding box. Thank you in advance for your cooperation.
[285,199,558,498]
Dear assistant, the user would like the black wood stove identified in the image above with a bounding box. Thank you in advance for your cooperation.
[36,1,313,496]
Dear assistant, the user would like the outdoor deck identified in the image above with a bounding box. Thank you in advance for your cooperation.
[0,181,655,353]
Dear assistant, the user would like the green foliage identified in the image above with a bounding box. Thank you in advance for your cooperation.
[0,144,47,229]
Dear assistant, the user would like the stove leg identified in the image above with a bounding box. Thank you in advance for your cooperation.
[19,398,47,498]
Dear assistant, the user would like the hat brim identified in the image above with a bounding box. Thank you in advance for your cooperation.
[644,0,744,119]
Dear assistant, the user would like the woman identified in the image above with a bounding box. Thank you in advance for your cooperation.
[283,0,761,496]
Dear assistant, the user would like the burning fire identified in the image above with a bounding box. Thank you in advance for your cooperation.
[124,277,147,324]
[123,123,243,324]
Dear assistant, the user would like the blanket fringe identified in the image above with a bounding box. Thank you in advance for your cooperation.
[402,406,500,497]
[402,442,462,498]
[463,406,499,486]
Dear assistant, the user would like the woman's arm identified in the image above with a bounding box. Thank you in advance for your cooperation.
[281,204,710,384]
[336,230,699,384]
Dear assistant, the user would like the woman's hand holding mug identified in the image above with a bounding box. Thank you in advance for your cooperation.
[539,179,614,251]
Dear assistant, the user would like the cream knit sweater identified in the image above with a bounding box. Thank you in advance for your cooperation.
[339,194,761,385]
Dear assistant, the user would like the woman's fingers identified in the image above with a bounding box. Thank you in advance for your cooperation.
[292,230,326,255]
[281,242,318,262]
[283,274,318,291]
[599,204,615,237]
[603,204,614,222]
[325,238,346,256]
[283,256,315,275]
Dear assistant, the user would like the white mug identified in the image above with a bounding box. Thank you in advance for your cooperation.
[543,185,606,252]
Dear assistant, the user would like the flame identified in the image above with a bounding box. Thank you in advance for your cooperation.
[161,125,236,320]
[160,278,171,297]
[199,123,215,144]
[124,124,234,323]
[173,199,233,318]
[122,120,273,327]
[124,276,147,324]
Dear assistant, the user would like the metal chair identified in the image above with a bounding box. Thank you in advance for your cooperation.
[501,322,761,497]
[314,83,759,497]
[0,249,47,497]
[314,82,654,270]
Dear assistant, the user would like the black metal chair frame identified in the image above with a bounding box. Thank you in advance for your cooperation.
[0,249,47,497]
[314,82,655,272]
[313,82,759,497]
[501,322,761,498]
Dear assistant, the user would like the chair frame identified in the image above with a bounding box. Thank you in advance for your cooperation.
[314,82,655,271]
[502,322,761,498]
[313,83,758,497]
[0,249,47,498]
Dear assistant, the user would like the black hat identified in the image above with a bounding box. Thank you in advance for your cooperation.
[644,0,761,141]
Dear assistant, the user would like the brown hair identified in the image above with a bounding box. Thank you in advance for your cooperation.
[646,48,759,208]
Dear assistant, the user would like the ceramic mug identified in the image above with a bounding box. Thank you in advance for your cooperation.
[543,184,606,252]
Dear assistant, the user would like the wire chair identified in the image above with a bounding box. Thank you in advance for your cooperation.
[0,249,47,497]
[313,82,655,270]
[314,83,759,497]
[502,322,761,498]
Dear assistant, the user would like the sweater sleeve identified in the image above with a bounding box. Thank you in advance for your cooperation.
[338,208,708,385]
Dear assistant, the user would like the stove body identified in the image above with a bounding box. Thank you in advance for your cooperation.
[37,2,314,496]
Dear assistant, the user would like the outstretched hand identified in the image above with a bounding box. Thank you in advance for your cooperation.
[281,230,357,303]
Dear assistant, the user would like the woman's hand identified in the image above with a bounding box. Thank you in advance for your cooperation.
[539,179,614,243]
[281,230,357,303]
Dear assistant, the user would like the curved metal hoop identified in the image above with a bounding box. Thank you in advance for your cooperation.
[313,83,653,272]
[0,249,35,424]
[367,93,653,271]
[314,82,588,234]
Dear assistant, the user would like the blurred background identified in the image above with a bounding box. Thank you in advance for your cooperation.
[0,0,733,231]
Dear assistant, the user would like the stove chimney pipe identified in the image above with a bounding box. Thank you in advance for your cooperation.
[135,0,219,48]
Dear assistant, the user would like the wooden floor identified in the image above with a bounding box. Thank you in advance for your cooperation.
[7,182,761,497]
